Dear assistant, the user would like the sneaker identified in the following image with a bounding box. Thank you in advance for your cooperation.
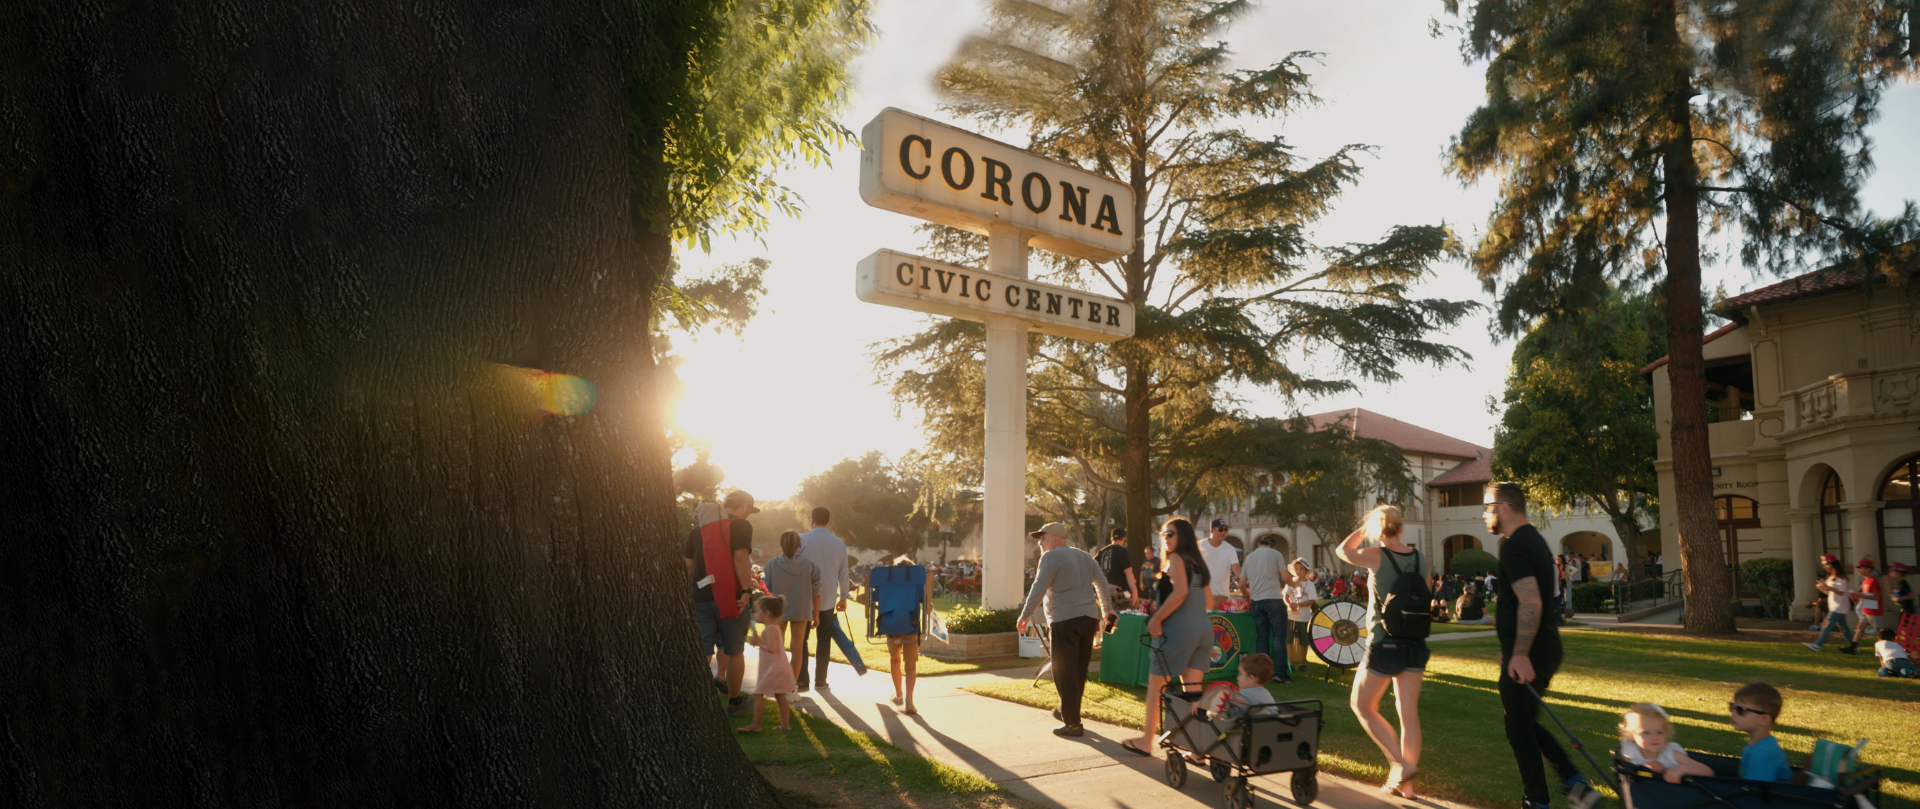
[1564,776,1600,809]
[1839,645,1858,655]
[1803,642,1822,652]
[1052,723,1085,738]
[796,682,810,693]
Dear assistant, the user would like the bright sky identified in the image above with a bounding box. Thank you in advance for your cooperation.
[670,0,1920,501]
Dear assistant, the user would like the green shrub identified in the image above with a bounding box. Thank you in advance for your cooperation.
[1449,548,1499,578]
[1741,557,1796,619]
[944,606,1020,635]
[1572,582,1613,613]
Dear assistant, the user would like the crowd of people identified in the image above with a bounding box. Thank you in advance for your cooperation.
[692,482,1910,805]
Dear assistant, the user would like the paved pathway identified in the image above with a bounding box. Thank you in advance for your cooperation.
[738,646,1480,809]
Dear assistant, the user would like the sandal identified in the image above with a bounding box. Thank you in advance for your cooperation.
[1395,768,1420,799]
[1120,739,1153,757]
[735,726,762,734]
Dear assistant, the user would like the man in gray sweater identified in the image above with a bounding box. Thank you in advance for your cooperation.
[1017,522,1117,738]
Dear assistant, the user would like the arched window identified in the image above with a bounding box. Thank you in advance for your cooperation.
[1879,455,1920,568]
[1820,472,1848,561]
[1717,496,1761,596]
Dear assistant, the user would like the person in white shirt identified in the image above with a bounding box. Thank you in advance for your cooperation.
[1804,554,1859,654]
[797,507,861,687]
[1873,628,1916,677]
[1282,559,1318,663]
[1200,518,1242,610]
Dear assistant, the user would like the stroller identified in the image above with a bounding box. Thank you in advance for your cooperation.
[1148,637,1325,808]
[1616,742,1883,809]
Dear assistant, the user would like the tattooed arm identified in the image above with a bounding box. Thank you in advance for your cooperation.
[1507,575,1543,683]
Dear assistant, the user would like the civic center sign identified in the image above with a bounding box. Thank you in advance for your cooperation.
[856,249,1133,343]
[857,108,1136,609]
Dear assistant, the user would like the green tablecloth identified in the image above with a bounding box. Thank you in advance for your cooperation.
[1098,610,1255,687]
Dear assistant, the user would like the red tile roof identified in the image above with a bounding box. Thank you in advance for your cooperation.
[1304,408,1488,460]
[1640,244,1914,375]
[1427,455,1491,487]
[1638,322,1741,375]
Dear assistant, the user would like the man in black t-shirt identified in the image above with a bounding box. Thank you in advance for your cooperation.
[1093,528,1138,608]
[684,491,758,713]
[1486,482,1597,809]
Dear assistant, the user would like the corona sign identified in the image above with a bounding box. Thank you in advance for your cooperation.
[860,108,1134,261]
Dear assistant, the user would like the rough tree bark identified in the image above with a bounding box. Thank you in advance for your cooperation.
[1658,20,1737,633]
[0,1,783,805]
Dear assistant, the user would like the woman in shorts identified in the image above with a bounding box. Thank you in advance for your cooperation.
[1336,505,1427,799]
[1122,518,1211,757]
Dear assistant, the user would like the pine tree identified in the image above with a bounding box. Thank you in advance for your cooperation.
[878,0,1477,563]
[1441,0,1915,633]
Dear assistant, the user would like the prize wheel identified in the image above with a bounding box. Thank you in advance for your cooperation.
[1308,600,1369,668]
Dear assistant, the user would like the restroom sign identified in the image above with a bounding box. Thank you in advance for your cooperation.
[856,249,1135,343]
[860,108,1134,261]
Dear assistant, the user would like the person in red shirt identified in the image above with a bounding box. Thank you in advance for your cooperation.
[1852,558,1884,647]
[1329,576,1349,597]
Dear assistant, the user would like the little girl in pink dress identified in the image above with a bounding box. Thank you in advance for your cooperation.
[737,595,796,732]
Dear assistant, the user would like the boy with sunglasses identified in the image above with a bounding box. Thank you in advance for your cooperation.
[1730,683,1791,783]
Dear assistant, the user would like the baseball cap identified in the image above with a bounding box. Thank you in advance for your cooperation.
[1210,518,1229,530]
[1820,553,1840,566]
[723,490,761,515]
[1855,558,1875,569]
[1030,522,1070,539]
[1892,562,1912,574]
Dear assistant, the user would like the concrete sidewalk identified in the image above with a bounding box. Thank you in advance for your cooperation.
[739,646,1478,809]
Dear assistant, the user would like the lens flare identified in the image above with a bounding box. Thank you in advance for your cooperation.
[493,364,599,416]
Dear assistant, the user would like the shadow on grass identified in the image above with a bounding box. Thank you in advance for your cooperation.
[732,698,999,799]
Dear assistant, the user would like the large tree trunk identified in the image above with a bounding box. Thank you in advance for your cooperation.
[1659,35,1737,634]
[1122,357,1155,565]
[0,1,782,805]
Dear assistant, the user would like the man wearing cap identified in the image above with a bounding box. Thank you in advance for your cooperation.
[1017,522,1117,738]
[1201,518,1243,611]
[684,491,758,713]
[1804,554,1858,654]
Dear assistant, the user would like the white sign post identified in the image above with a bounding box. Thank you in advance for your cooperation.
[859,108,1134,609]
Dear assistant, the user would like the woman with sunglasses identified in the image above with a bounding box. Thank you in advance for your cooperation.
[1120,518,1211,757]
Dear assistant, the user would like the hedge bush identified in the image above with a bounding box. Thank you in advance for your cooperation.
[1449,548,1499,578]
[1572,582,1614,613]
[1741,556,1796,619]
[944,606,1020,635]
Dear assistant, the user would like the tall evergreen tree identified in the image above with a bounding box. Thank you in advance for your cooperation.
[0,0,867,804]
[1441,0,1915,632]
[878,0,1477,563]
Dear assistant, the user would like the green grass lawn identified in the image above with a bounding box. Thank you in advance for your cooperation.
[732,705,1001,799]
[968,629,1919,809]
[821,597,1036,676]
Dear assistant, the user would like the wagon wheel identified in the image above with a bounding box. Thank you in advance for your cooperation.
[1165,754,1188,789]
[1225,776,1255,809]
[1289,769,1318,805]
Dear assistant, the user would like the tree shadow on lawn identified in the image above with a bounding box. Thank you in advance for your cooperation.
[733,700,1001,800]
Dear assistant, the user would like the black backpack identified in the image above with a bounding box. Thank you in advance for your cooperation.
[1379,550,1432,640]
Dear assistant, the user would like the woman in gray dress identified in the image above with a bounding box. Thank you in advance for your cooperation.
[762,531,821,683]
[1122,518,1212,757]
